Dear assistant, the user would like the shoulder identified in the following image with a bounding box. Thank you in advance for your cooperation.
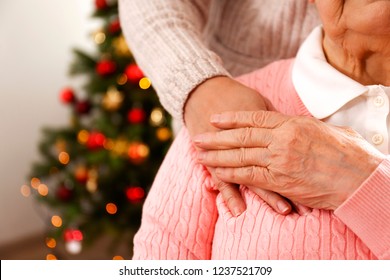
[235,59,310,116]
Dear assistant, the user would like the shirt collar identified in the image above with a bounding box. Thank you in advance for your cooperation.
[292,26,369,119]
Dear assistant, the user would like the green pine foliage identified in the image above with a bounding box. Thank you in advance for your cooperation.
[28,0,172,258]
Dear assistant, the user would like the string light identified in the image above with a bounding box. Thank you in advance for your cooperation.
[156,127,172,141]
[45,237,57,249]
[51,215,62,228]
[77,130,90,144]
[150,108,165,126]
[38,183,49,196]
[128,142,150,163]
[20,185,31,197]
[139,77,151,90]
[94,31,106,44]
[30,177,40,189]
[137,144,150,158]
[58,151,70,165]
[86,168,98,193]
[106,203,117,215]
[102,86,124,111]
[46,254,57,260]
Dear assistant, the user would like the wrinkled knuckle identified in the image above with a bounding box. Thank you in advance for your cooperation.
[215,180,229,192]
[238,147,247,165]
[246,166,259,184]
[251,111,266,126]
[237,127,251,146]
[232,112,241,126]
[260,189,272,202]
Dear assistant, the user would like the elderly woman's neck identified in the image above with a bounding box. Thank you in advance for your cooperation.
[323,35,390,86]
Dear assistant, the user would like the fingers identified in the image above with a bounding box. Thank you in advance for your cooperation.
[214,166,272,190]
[193,127,272,149]
[209,110,288,129]
[291,202,312,216]
[208,168,246,216]
[197,148,271,168]
[247,186,292,215]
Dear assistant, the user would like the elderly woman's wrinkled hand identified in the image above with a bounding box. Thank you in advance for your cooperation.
[194,111,385,210]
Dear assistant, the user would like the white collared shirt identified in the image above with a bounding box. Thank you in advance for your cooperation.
[292,26,390,154]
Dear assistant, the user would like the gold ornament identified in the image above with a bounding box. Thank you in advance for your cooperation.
[102,86,124,111]
[112,35,131,57]
[111,138,129,157]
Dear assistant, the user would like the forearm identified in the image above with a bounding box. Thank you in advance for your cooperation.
[119,0,229,120]
[335,156,390,259]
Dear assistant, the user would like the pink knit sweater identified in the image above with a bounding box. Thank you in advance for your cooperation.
[132,59,390,260]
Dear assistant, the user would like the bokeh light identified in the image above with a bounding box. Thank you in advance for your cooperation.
[106,203,117,215]
[51,215,62,228]
[58,151,70,165]
[20,185,31,197]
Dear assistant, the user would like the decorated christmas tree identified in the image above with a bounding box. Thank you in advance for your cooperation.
[24,0,172,259]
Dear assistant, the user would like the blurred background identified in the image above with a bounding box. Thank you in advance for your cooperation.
[0,0,93,258]
[0,0,172,259]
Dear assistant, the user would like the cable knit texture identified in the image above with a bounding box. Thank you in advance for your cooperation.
[119,0,320,121]
[132,59,390,260]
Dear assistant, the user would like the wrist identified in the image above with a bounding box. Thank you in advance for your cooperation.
[184,76,267,136]
[334,150,385,210]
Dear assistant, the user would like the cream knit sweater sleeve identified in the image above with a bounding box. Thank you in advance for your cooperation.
[118,0,229,121]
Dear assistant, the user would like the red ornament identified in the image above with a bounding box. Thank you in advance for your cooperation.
[95,0,108,10]
[108,19,121,34]
[60,87,76,104]
[64,229,83,242]
[125,64,144,84]
[86,132,106,150]
[96,59,116,76]
[56,185,73,202]
[127,108,146,123]
[126,186,145,202]
[75,100,91,115]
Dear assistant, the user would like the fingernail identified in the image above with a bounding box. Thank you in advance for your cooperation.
[210,114,221,123]
[299,207,312,216]
[295,204,312,216]
[233,206,244,217]
[277,201,290,214]
[192,135,203,144]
